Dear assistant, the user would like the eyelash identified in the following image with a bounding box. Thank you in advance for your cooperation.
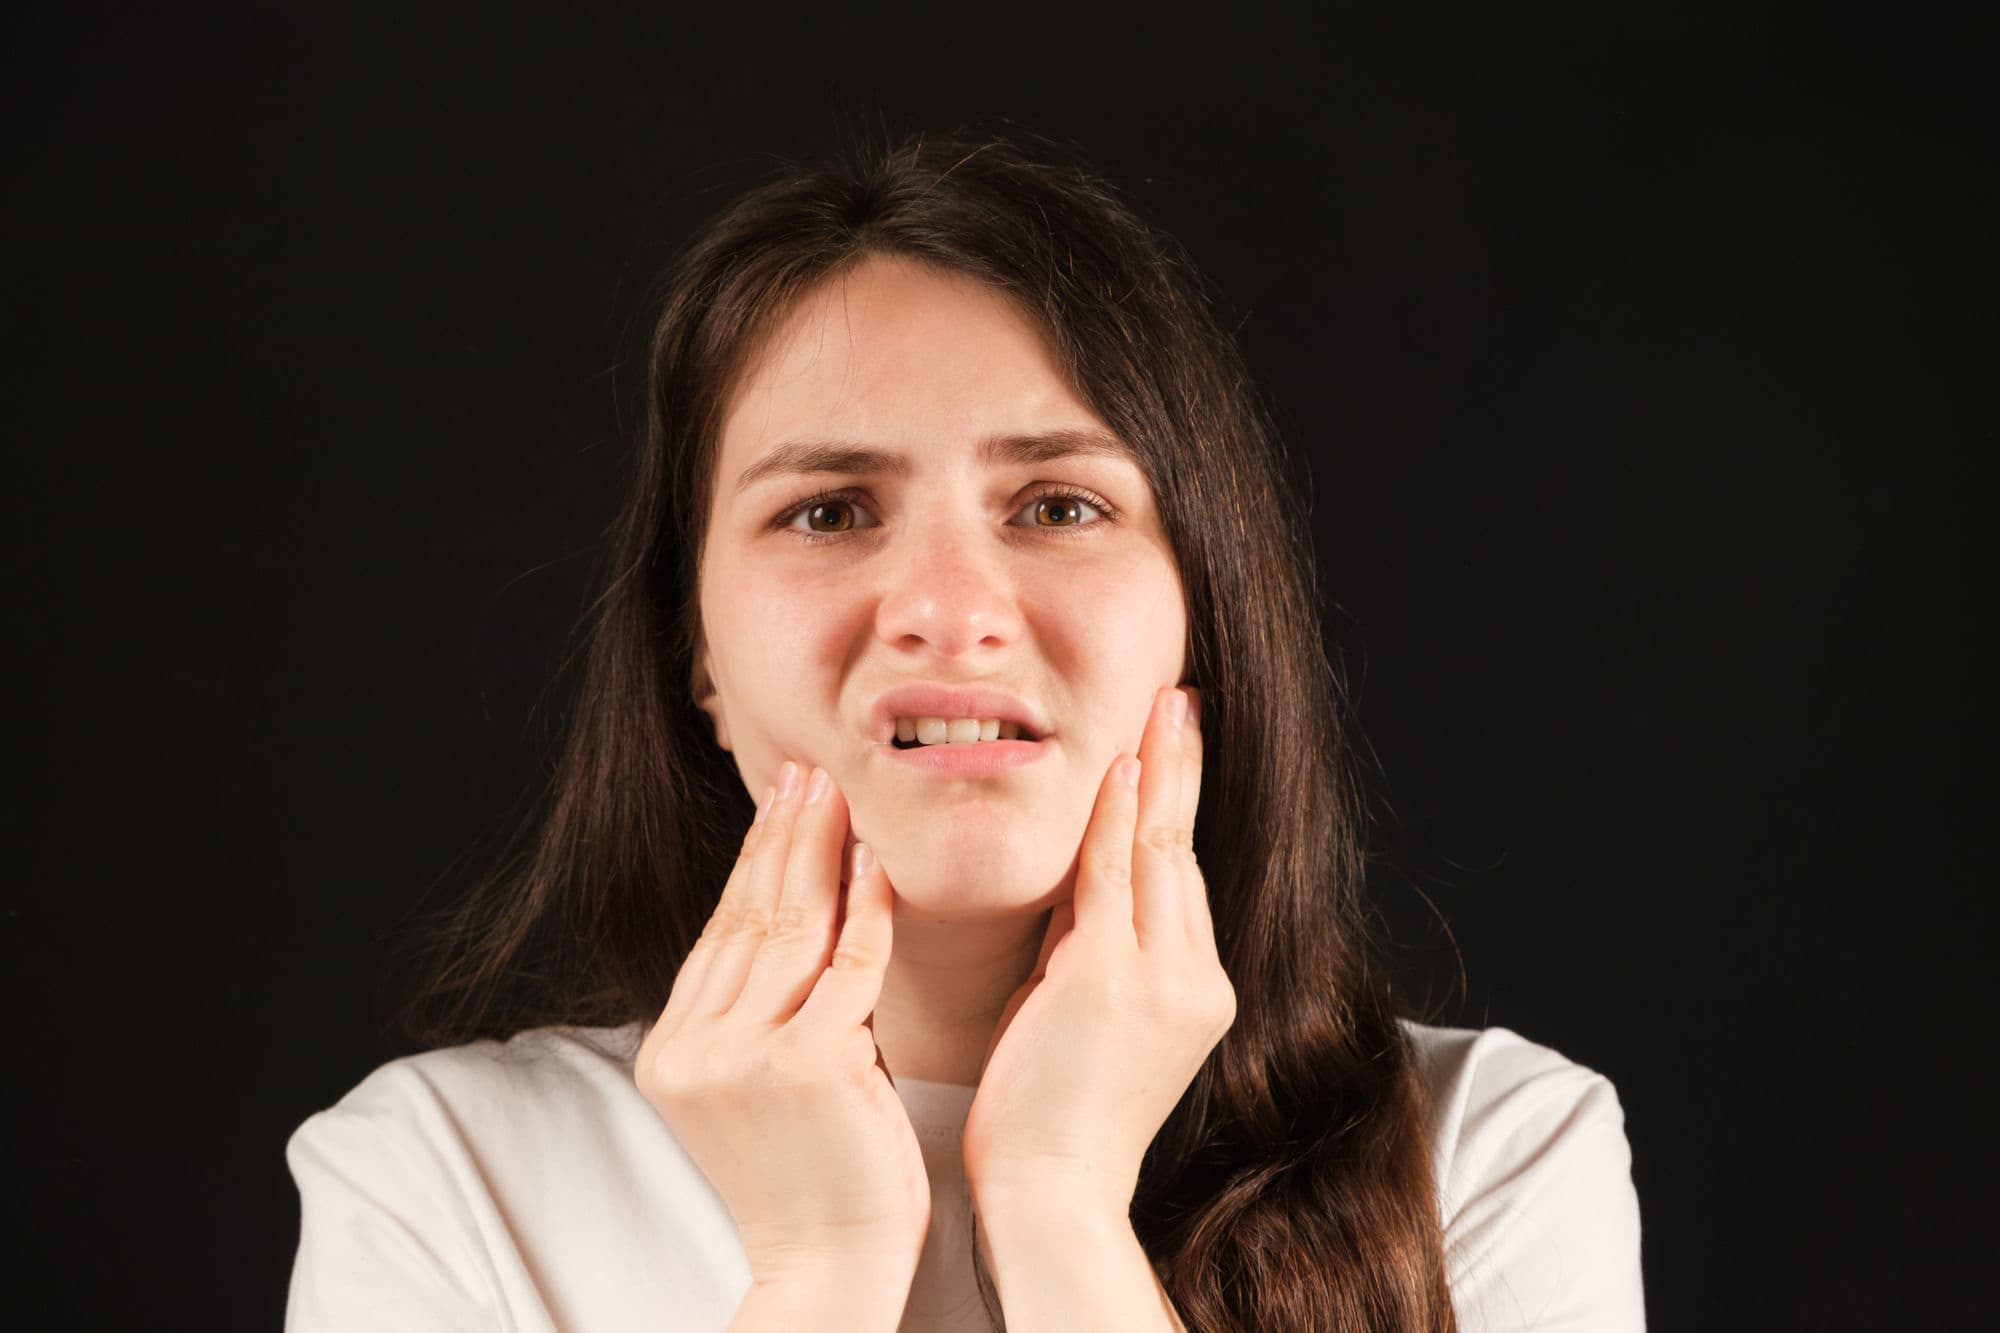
[774,484,1121,546]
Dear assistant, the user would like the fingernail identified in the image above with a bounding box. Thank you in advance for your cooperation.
[851,842,873,878]
[753,784,775,824]
[1121,757,1142,789]
[806,766,831,805]
[1170,691,1189,728]
[776,761,800,800]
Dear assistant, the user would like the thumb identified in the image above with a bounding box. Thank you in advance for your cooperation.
[865,1008,893,1081]
[979,900,1074,1076]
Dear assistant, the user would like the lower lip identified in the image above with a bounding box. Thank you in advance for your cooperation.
[879,739,1051,777]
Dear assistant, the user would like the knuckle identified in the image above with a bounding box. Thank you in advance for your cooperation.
[696,902,739,943]
[721,903,772,938]
[767,900,819,941]
[1089,850,1132,888]
[827,937,876,971]
[636,1043,701,1105]
[1140,823,1182,858]
[1207,976,1239,1029]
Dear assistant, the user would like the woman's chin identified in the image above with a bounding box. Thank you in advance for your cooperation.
[873,841,1072,920]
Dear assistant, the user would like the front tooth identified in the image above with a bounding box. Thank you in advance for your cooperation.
[899,716,1014,744]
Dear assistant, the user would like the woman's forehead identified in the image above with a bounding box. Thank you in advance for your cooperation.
[716,257,1124,490]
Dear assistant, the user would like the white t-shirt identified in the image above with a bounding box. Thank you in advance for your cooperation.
[284,1019,1644,1331]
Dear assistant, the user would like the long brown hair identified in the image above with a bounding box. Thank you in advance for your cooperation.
[388,124,1457,1331]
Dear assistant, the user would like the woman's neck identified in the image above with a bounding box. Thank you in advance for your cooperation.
[869,908,1048,1086]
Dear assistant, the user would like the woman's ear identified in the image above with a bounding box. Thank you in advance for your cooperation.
[690,652,732,753]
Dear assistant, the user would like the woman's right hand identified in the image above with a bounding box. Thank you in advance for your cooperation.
[635,760,929,1302]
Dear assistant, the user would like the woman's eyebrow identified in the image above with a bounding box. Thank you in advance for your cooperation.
[732,428,1129,495]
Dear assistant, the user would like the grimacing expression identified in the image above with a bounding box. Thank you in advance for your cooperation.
[693,254,1188,919]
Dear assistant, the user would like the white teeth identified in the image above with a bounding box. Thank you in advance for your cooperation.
[893,716,1027,746]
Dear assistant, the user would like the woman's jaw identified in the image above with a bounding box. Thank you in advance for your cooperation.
[846,762,1089,920]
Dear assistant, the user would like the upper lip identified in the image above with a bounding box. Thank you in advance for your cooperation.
[869,683,1048,743]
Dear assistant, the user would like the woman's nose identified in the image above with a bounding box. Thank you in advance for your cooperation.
[872,520,1026,659]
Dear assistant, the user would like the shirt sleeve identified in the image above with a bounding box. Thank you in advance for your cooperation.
[283,1067,501,1333]
[1437,1031,1647,1332]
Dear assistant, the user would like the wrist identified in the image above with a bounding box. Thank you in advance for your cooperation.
[973,1182,1133,1252]
[969,1196,1172,1330]
[732,1268,915,1332]
[970,1172,1133,1236]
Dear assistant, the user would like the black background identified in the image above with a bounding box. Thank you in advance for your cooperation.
[9,3,1991,1328]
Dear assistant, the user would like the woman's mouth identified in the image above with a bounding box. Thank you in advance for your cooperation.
[889,716,1040,749]
[881,718,1049,776]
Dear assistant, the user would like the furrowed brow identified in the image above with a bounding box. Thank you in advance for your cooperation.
[979,427,1130,469]
[733,443,911,493]
[733,428,1130,494]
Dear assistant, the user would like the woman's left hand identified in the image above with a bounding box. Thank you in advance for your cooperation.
[960,684,1236,1219]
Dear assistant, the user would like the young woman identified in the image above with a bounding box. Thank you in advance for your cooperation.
[285,131,1645,1331]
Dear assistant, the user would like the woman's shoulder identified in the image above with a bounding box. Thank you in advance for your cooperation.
[312,1021,644,1110]
[284,1023,748,1328]
[1395,1017,1646,1330]
[286,1022,654,1173]
[1396,1016,1625,1127]
[1395,1015,1632,1188]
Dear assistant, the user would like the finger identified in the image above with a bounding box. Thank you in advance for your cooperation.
[1178,689,1203,833]
[1031,898,1074,979]
[797,841,895,1034]
[689,760,805,1020]
[655,783,774,1041]
[1074,749,1142,940]
[1133,686,1190,949]
[735,766,849,1021]
[1179,690,1218,954]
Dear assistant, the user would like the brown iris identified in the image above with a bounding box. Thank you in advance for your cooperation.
[804,500,852,532]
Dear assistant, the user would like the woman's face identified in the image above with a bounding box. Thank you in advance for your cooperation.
[694,254,1188,918]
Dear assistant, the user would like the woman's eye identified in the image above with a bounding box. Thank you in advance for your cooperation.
[779,487,1116,542]
[1007,492,1109,529]
[791,498,875,536]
